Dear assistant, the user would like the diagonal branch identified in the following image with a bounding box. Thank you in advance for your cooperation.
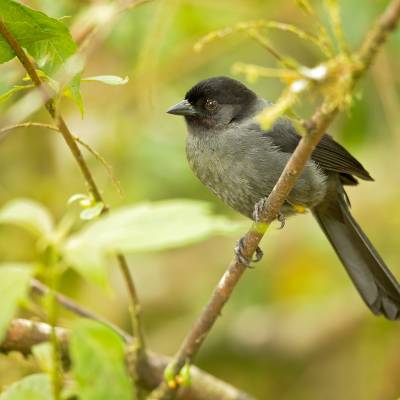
[147,0,400,398]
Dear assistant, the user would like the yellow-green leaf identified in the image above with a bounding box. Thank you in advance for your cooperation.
[0,0,77,75]
[0,264,33,342]
[0,198,54,239]
[0,373,51,400]
[70,319,134,400]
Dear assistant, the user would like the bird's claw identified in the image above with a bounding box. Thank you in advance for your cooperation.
[234,237,264,268]
[253,198,286,229]
[253,197,268,222]
[254,246,264,262]
[277,212,286,230]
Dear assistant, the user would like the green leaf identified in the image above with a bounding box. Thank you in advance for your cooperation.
[66,199,241,254]
[0,1,82,111]
[62,200,241,285]
[0,373,51,400]
[0,84,34,102]
[64,74,84,116]
[0,264,33,342]
[70,319,134,400]
[82,75,129,86]
[32,342,53,373]
[62,246,108,288]
[0,0,77,75]
[0,198,54,239]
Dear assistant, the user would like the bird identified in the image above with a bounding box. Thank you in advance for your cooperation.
[166,76,400,320]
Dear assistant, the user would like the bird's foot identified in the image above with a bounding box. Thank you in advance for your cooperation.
[277,212,286,230]
[234,237,264,268]
[253,197,268,222]
[253,197,286,230]
[254,246,264,262]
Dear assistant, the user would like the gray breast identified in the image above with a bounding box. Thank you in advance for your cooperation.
[186,126,327,219]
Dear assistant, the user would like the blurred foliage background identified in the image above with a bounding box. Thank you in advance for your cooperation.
[1,0,400,399]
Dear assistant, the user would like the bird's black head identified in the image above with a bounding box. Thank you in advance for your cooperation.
[167,76,257,128]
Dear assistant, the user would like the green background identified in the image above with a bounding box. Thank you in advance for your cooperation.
[1,0,400,399]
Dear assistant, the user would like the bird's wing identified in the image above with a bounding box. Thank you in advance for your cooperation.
[250,118,373,181]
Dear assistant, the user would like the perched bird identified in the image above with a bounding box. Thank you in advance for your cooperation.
[167,76,400,320]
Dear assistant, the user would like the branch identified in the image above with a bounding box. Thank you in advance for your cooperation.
[0,17,146,390]
[30,279,131,342]
[1,319,69,357]
[147,1,400,398]
[0,319,253,400]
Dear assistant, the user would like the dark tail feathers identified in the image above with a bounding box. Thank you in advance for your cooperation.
[312,188,400,320]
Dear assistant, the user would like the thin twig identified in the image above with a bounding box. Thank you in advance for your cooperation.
[73,136,123,196]
[0,122,122,195]
[0,0,153,127]
[295,0,336,58]
[31,279,131,342]
[325,0,350,56]
[73,0,153,51]
[194,20,333,57]
[0,122,57,141]
[0,18,146,393]
[246,29,299,70]
[0,19,102,201]
[147,1,400,398]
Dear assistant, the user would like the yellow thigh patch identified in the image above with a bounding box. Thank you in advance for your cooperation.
[292,204,307,213]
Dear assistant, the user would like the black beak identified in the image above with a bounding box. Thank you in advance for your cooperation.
[166,99,198,116]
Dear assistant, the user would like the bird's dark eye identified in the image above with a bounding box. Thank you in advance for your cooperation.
[205,99,218,111]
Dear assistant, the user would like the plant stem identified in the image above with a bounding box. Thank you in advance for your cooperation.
[39,245,63,400]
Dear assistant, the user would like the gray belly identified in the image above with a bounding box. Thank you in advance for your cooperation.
[186,133,327,219]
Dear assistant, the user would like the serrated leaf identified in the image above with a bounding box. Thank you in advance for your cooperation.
[0,0,77,75]
[0,373,51,400]
[0,84,34,102]
[0,198,54,239]
[70,319,134,400]
[0,264,33,342]
[0,0,82,110]
[82,75,129,86]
